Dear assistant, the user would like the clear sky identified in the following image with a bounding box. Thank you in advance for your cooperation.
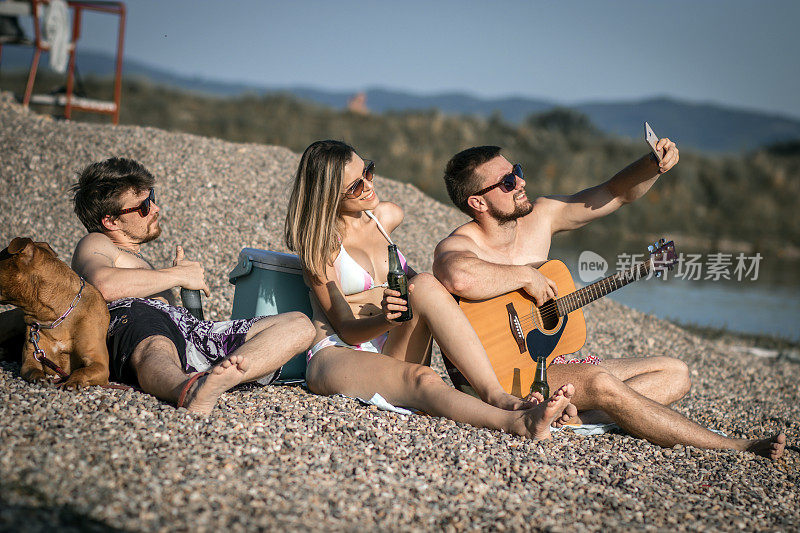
[73,0,800,118]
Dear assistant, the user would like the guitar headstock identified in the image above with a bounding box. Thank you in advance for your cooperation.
[647,238,677,277]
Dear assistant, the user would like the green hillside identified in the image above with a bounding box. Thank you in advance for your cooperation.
[3,73,798,255]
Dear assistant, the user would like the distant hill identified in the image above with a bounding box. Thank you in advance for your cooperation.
[2,48,800,153]
[574,99,800,153]
[0,47,261,96]
[265,87,800,154]
[290,87,554,120]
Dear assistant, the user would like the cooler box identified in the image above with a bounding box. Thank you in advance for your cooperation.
[229,248,311,383]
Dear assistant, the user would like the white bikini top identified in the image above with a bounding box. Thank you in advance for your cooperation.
[334,210,408,296]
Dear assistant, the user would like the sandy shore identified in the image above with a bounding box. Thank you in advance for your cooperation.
[1,93,797,531]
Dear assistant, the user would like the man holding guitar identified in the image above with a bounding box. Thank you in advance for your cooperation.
[433,141,785,459]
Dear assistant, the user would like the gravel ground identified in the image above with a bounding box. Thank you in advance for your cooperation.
[1,93,798,532]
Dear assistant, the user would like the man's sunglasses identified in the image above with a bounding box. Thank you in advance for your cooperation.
[472,164,523,196]
[343,160,375,199]
[118,188,156,217]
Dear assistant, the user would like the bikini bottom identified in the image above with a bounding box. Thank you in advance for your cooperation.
[306,331,389,362]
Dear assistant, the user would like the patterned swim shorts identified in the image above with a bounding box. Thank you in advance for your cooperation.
[106,298,278,386]
[551,354,603,365]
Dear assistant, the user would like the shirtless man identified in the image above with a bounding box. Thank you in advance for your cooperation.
[71,157,315,415]
[433,143,786,460]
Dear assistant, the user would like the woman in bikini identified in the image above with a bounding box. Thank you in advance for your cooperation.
[284,140,576,440]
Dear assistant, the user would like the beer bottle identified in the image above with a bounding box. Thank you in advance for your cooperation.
[387,244,412,322]
[180,288,204,320]
[529,354,550,400]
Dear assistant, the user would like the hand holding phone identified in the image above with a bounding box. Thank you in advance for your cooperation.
[644,122,662,163]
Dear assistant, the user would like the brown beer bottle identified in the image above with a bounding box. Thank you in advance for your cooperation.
[387,244,412,322]
[529,354,550,399]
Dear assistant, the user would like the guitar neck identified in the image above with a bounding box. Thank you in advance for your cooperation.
[556,259,652,316]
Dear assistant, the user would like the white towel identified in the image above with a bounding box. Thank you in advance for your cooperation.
[356,393,414,415]
[44,0,69,73]
[552,423,619,435]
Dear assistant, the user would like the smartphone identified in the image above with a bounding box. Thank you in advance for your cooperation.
[644,121,662,162]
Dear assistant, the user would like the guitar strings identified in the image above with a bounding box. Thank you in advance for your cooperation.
[516,279,618,324]
[517,278,629,326]
[489,252,670,329]
[512,262,656,326]
[521,281,617,323]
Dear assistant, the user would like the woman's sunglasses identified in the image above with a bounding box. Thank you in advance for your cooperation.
[472,164,523,196]
[118,188,156,217]
[343,160,375,199]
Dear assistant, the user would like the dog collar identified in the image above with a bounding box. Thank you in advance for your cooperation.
[35,277,86,330]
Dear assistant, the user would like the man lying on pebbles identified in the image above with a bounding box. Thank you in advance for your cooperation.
[70,157,315,415]
[433,144,786,460]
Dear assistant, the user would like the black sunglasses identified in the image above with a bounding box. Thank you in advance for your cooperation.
[118,188,156,217]
[472,164,523,196]
[343,160,375,199]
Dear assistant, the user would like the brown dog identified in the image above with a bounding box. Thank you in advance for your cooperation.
[0,237,110,388]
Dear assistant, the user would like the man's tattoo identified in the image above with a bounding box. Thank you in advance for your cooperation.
[92,251,114,266]
[117,246,154,268]
[118,247,145,261]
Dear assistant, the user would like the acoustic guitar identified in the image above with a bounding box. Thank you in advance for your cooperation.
[443,239,677,397]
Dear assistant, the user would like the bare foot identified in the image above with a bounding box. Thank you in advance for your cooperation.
[182,355,249,415]
[554,408,613,428]
[524,390,579,428]
[551,403,579,428]
[745,433,786,461]
[515,383,575,440]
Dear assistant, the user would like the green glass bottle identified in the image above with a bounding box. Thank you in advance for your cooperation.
[529,355,550,400]
[387,244,412,322]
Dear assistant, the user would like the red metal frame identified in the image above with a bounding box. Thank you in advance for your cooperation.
[0,0,125,124]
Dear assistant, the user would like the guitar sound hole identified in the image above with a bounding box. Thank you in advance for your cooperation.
[539,300,559,330]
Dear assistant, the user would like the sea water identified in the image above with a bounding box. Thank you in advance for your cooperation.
[553,246,800,342]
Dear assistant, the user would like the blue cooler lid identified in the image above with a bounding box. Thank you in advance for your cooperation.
[229,248,302,283]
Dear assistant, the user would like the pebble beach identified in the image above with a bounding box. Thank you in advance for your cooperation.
[1,93,798,532]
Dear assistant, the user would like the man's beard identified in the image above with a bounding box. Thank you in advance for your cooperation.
[139,225,162,244]
[487,196,533,224]
[124,217,162,244]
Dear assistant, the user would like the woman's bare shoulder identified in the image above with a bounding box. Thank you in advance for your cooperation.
[372,202,404,232]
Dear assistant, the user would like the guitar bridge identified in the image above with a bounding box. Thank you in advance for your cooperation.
[506,303,526,354]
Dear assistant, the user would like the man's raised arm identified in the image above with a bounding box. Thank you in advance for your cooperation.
[71,233,208,302]
[548,137,679,234]
[432,235,557,305]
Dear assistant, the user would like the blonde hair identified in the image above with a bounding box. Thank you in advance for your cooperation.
[285,140,356,282]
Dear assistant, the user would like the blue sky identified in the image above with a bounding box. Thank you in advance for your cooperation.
[71,0,800,118]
